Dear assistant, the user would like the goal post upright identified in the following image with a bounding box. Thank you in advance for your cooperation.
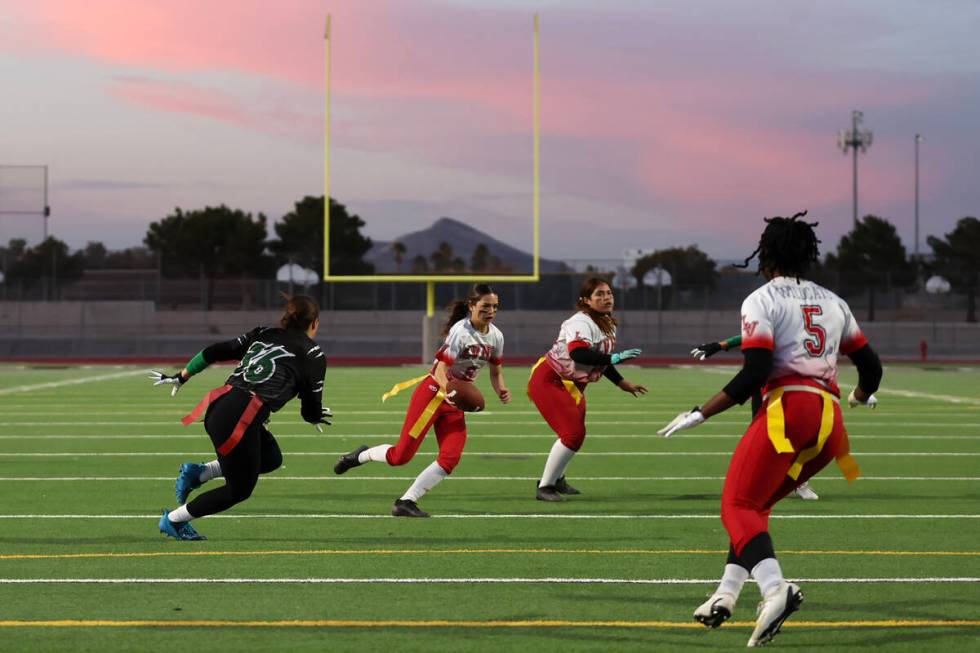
[322,14,542,360]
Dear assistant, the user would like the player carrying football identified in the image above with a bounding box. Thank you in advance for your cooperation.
[529,277,647,501]
[333,283,510,517]
[658,212,882,647]
[149,295,331,540]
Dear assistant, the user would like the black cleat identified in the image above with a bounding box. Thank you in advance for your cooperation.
[554,476,581,495]
[391,499,430,518]
[334,445,369,475]
[536,484,565,502]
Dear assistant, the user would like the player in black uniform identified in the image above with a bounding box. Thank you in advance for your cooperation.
[150,295,331,540]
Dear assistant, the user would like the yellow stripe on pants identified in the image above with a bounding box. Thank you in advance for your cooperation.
[528,357,582,406]
[408,391,446,439]
[766,386,861,482]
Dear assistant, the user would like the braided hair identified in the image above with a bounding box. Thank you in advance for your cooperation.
[735,210,821,282]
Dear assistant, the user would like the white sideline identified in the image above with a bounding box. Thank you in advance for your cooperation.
[0,433,975,440]
[0,370,148,395]
[0,576,976,585]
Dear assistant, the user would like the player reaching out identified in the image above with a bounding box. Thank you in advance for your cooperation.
[333,283,510,518]
[691,336,820,501]
[149,295,332,541]
[659,212,882,647]
[528,277,647,501]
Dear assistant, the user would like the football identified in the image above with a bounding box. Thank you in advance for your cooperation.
[446,379,485,412]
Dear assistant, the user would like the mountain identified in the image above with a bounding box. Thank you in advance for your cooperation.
[365,217,567,274]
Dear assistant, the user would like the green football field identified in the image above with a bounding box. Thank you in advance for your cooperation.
[0,363,977,651]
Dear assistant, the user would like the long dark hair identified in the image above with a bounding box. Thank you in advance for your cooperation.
[280,294,320,331]
[442,283,497,336]
[735,210,821,282]
[576,276,617,336]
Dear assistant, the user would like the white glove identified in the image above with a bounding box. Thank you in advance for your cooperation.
[657,407,706,437]
[848,389,878,409]
[149,370,186,397]
[314,407,334,433]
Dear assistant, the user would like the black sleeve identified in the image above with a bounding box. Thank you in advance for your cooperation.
[299,353,327,424]
[847,343,882,395]
[722,348,773,405]
[603,365,624,386]
[569,347,612,366]
[202,326,265,363]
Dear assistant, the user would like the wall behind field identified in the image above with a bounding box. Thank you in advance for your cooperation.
[0,302,976,361]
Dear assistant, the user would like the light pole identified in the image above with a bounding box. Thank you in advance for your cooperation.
[837,111,873,225]
[914,133,923,261]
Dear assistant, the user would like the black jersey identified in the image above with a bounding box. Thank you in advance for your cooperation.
[202,326,326,420]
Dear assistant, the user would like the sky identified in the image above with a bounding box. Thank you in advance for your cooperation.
[1,0,978,265]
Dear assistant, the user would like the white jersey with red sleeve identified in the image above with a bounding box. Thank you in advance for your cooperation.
[544,311,617,384]
[740,276,868,395]
[431,318,504,382]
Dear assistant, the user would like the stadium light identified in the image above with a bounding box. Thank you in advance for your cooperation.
[914,133,923,261]
[837,111,873,225]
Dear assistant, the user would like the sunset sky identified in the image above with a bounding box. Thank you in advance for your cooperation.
[1,0,978,264]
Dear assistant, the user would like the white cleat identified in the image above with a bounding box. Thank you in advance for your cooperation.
[794,481,819,501]
[693,591,736,628]
[747,582,803,647]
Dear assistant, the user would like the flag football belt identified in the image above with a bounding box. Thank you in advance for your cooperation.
[528,357,583,406]
[382,373,448,439]
[182,384,264,456]
[762,385,860,482]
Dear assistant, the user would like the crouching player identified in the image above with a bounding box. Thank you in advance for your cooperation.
[149,295,331,540]
[659,212,882,647]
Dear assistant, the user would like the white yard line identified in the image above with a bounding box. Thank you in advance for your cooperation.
[0,433,974,440]
[0,370,147,396]
[0,451,976,457]
[0,513,975,520]
[0,576,976,585]
[0,475,975,482]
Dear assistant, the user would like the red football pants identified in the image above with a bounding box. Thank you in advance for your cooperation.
[386,377,467,474]
[722,390,846,556]
[527,361,588,451]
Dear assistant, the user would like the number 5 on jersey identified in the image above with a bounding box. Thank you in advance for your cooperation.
[801,305,826,356]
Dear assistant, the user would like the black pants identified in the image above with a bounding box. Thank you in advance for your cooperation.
[186,388,281,518]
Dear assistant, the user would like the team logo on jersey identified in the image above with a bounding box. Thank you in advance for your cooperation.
[234,341,295,384]
[741,314,759,338]
[463,343,494,360]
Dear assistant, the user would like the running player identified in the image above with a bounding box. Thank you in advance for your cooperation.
[333,283,510,518]
[691,336,820,501]
[659,212,882,647]
[529,277,648,501]
[150,294,331,540]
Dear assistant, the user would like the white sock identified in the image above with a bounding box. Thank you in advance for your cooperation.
[199,460,222,483]
[360,444,392,464]
[751,557,785,597]
[167,505,194,523]
[539,440,576,487]
[717,563,749,599]
[400,461,448,502]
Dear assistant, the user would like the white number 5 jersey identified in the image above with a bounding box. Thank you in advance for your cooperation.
[740,277,868,395]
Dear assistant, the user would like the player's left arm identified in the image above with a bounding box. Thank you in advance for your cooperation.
[847,343,882,408]
[150,327,261,395]
[489,363,511,404]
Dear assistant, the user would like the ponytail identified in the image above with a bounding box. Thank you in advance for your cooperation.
[280,294,320,331]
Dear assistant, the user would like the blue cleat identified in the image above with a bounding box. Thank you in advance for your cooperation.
[175,462,206,504]
[158,509,207,541]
